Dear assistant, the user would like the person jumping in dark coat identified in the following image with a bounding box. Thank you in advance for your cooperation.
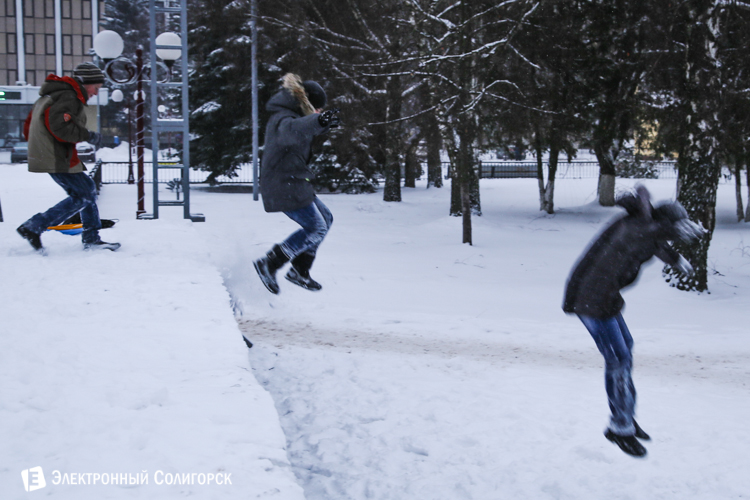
[563,185,705,457]
[254,73,340,294]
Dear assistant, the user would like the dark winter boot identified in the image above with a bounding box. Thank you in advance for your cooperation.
[285,252,322,291]
[254,244,289,294]
[84,240,121,251]
[605,429,647,458]
[17,225,43,251]
[634,420,651,441]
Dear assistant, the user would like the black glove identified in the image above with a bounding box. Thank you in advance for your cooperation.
[318,108,341,128]
[88,131,102,146]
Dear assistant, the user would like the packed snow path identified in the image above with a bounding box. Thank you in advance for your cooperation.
[240,318,749,389]
[239,318,750,500]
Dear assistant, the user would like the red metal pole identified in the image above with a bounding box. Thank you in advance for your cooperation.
[127,97,134,184]
[136,47,145,217]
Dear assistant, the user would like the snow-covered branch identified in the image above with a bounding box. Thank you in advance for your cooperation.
[365,95,458,126]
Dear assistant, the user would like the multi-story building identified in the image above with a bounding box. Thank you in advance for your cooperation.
[0,0,104,144]
[1,0,103,85]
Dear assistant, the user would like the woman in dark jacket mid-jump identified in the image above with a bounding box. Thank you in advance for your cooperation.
[563,185,704,457]
[254,73,340,294]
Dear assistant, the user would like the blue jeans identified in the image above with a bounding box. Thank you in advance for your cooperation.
[578,313,636,435]
[24,172,101,244]
[279,197,333,259]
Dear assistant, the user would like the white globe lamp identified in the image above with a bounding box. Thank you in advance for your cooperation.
[155,33,182,67]
[93,30,124,61]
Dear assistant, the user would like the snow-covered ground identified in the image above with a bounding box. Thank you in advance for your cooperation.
[0,165,304,499]
[2,161,749,499]
[193,173,750,499]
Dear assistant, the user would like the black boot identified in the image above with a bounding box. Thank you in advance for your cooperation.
[634,420,651,441]
[17,225,43,251]
[254,244,289,294]
[285,252,322,291]
[605,429,647,458]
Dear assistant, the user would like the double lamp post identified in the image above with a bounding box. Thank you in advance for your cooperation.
[92,30,182,217]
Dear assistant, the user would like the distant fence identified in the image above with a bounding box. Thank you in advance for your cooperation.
[442,160,679,180]
[98,162,254,184]
[97,159,678,185]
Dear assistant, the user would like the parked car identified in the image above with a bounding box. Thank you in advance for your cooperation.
[10,142,28,163]
[76,141,96,163]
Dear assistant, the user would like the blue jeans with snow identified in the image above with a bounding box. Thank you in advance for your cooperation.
[578,313,636,435]
[24,172,102,244]
[279,197,333,259]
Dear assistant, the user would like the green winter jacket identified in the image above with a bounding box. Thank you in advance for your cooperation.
[24,75,93,174]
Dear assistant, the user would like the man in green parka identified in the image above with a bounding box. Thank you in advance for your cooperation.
[16,62,120,252]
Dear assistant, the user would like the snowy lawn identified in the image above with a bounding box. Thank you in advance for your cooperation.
[3,161,749,499]
[0,165,304,499]
[191,174,750,499]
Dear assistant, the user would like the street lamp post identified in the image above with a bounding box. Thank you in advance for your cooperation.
[93,30,176,219]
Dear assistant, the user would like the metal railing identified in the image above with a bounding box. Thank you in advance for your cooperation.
[98,161,254,184]
[96,159,678,185]
[437,160,679,180]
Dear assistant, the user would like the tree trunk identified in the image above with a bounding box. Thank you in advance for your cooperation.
[664,2,722,292]
[594,141,616,206]
[421,85,443,189]
[542,145,560,214]
[450,169,462,216]
[458,0,477,244]
[734,157,745,222]
[404,143,418,188]
[535,130,546,211]
[383,74,402,202]
[461,179,472,245]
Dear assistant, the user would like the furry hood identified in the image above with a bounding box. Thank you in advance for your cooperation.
[282,73,316,116]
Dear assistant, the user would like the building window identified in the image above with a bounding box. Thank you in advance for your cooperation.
[23,0,33,17]
[82,35,91,55]
[6,33,16,54]
[46,34,55,55]
[62,0,71,18]
[82,0,90,19]
[7,69,18,85]
[26,70,36,86]
[44,0,54,18]
[5,0,16,16]
[62,35,72,55]
[24,33,34,54]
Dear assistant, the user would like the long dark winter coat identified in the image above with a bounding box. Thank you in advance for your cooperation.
[24,75,93,174]
[563,188,684,318]
[260,74,331,213]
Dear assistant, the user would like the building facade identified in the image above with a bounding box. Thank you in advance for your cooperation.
[0,0,103,144]
[1,0,103,86]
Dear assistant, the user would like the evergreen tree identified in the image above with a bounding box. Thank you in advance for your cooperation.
[99,0,150,142]
[188,0,257,183]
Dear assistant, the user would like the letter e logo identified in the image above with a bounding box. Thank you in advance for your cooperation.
[21,467,47,492]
